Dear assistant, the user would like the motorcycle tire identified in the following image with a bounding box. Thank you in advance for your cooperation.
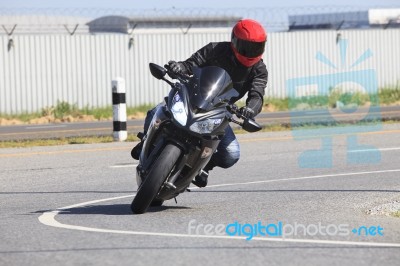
[150,199,164,207]
[131,144,181,214]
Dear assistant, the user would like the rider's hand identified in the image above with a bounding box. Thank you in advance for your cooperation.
[239,106,255,119]
[167,60,183,74]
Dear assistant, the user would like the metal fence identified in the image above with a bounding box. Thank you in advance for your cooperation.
[2,6,399,33]
[1,26,400,114]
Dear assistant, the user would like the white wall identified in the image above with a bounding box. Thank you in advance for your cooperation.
[0,28,399,114]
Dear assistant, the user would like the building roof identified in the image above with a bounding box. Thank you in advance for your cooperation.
[0,15,91,34]
[0,14,241,35]
[86,15,241,33]
[288,8,400,31]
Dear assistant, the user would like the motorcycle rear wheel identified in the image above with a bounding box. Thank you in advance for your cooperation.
[131,144,181,214]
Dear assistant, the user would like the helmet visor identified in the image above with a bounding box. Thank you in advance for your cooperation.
[232,34,266,58]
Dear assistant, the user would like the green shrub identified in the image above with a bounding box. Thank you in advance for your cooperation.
[81,105,113,120]
[266,97,289,111]
[54,101,79,119]
[379,86,400,104]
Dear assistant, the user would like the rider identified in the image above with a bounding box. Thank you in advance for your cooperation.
[131,19,268,188]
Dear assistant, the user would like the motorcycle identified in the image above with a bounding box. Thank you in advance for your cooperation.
[131,63,262,214]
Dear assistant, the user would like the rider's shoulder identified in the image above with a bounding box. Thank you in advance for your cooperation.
[249,60,268,78]
[254,59,267,71]
[203,41,231,51]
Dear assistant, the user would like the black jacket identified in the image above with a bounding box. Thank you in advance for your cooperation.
[178,42,268,116]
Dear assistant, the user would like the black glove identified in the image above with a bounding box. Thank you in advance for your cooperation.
[239,106,255,119]
[167,60,184,74]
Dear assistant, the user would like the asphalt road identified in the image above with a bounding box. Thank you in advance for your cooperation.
[1,105,399,141]
[1,123,400,265]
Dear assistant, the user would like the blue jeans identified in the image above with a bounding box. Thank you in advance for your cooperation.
[208,125,240,169]
[144,106,240,170]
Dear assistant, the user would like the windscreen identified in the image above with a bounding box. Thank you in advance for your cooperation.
[189,66,239,111]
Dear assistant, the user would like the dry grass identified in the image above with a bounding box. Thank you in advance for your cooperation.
[0,135,139,149]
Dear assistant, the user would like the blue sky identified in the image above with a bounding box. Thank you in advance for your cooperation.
[2,0,400,9]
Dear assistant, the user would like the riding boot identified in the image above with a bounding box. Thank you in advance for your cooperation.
[131,132,145,160]
[192,160,215,188]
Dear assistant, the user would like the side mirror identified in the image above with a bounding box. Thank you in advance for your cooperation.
[242,118,262,133]
[149,63,167,80]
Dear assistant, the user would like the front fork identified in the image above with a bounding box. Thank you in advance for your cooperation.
[136,105,170,186]
[136,104,222,191]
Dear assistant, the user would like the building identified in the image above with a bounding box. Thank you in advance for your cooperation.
[288,8,400,31]
[86,15,241,34]
[0,14,242,35]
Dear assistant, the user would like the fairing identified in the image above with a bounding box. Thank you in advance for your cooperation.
[189,66,239,112]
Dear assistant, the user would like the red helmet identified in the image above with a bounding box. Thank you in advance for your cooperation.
[231,19,267,67]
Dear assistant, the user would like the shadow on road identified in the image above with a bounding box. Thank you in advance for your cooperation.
[34,204,191,216]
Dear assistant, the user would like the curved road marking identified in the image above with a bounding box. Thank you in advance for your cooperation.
[38,169,400,247]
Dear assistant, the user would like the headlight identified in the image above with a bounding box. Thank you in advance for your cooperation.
[171,93,187,126]
[189,118,223,134]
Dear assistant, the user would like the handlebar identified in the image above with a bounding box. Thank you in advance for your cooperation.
[164,64,190,82]
[228,104,262,133]
[149,62,261,133]
[227,104,242,118]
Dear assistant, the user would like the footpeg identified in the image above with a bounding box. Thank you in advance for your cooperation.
[198,169,209,179]
[192,169,209,188]
[165,182,177,190]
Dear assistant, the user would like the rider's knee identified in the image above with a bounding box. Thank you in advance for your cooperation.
[218,153,240,169]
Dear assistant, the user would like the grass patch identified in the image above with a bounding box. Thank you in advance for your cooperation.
[0,135,139,149]
[0,102,154,124]
[127,104,154,114]
[379,86,400,105]
[264,85,400,111]
[1,119,399,148]
[233,123,291,134]
[80,106,113,120]
[391,211,400,218]
[265,98,289,111]
[53,101,80,119]
[1,84,400,123]
[0,111,43,123]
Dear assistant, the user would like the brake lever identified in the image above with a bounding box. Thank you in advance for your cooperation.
[164,66,177,80]
[228,104,244,119]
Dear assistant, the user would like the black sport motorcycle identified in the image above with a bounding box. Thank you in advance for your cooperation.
[131,63,262,214]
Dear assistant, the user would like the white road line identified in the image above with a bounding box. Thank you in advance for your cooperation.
[349,147,400,153]
[26,125,67,130]
[39,209,400,247]
[189,168,400,190]
[110,164,138,168]
[38,169,400,247]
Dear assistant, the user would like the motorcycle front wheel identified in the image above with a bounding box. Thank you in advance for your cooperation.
[131,143,181,214]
